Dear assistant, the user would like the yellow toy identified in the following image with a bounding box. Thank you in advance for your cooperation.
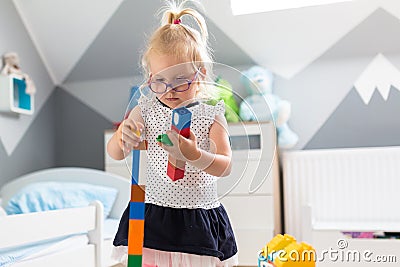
[258,234,315,267]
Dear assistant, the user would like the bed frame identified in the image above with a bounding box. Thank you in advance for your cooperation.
[0,167,131,267]
[0,202,102,267]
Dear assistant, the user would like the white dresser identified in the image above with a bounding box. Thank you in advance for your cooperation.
[104,122,280,266]
[218,122,280,266]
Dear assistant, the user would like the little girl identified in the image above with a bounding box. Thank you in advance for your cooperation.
[107,1,238,266]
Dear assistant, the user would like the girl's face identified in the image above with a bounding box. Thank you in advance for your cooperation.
[148,53,202,109]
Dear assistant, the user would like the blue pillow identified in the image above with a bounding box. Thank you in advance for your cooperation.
[5,182,118,218]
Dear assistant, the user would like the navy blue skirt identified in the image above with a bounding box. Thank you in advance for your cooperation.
[113,202,237,261]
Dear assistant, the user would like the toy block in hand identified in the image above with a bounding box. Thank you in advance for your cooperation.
[167,107,192,181]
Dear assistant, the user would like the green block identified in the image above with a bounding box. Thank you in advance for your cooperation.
[128,255,142,267]
[156,134,173,146]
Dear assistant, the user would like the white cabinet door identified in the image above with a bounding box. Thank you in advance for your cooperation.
[234,228,274,266]
[219,122,279,266]
[218,159,274,196]
[220,195,274,230]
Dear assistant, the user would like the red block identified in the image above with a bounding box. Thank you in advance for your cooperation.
[168,156,186,169]
[171,125,190,138]
[167,161,185,181]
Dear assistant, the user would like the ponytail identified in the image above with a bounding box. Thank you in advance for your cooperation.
[161,2,208,44]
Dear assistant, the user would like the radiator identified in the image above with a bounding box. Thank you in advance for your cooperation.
[282,146,400,240]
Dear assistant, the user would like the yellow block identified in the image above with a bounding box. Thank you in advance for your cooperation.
[133,129,140,137]
[274,242,316,267]
[262,234,296,257]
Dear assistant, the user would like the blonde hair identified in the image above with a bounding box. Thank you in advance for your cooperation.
[142,0,214,81]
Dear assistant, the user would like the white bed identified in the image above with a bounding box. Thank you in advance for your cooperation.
[0,167,131,267]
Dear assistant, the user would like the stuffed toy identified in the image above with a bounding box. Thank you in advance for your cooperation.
[1,52,36,95]
[210,76,240,123]
[239,66,298,149]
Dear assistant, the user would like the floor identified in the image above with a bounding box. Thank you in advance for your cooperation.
[111,265,250,267]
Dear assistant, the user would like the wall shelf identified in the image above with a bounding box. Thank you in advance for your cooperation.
[0,74,34,115]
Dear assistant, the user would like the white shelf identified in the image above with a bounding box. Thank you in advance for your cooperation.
[0,74,34,115]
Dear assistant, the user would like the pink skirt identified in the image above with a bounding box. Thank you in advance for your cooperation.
[112,246,238,267]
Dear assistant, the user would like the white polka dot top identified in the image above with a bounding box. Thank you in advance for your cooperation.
[139,97,226,209]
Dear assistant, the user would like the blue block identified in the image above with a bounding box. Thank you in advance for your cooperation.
[181,121,190,130]
[172,107,192,130]
[131,150,140,185]
[129,202,145,220]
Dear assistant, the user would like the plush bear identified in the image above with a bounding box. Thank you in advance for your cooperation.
[239,66,298,149]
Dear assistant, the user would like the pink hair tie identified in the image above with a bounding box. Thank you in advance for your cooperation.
[173,19,181,24]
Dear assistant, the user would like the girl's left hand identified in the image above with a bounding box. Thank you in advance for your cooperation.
[158,130,200,162]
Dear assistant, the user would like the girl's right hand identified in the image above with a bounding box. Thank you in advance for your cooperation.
[117,118,144,153]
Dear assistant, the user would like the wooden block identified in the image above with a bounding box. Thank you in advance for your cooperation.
[171,124,190,137]
[128,219,145,255]
[167,162,185,181]
[131,185,145,202]
[168,156,186,169]
[129,202,145,220]
[128,254,142,267]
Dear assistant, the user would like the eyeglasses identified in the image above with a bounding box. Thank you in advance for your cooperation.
[148,69,201,94]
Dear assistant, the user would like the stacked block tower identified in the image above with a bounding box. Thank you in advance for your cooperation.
[128,144,145,267]
[167,107,192,181]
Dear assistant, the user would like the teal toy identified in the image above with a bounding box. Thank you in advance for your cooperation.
[239,66,298,149]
